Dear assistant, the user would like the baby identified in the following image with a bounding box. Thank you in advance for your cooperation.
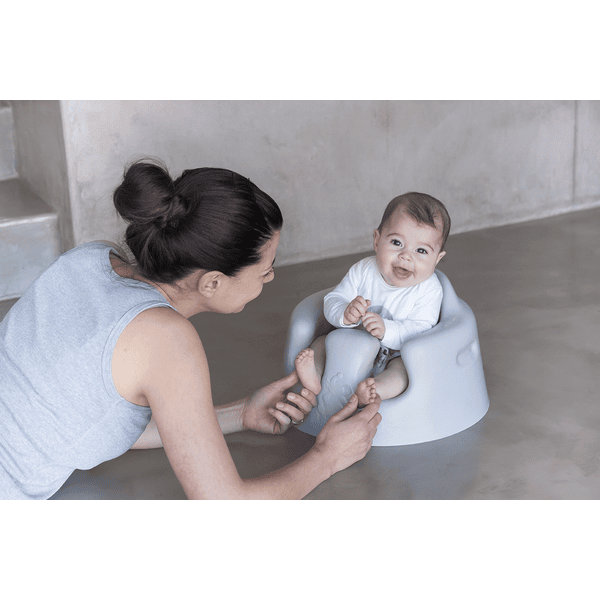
[295,192,451,406]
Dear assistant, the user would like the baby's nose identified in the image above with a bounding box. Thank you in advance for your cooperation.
[399,250,412,261]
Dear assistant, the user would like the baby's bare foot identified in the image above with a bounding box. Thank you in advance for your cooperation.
[295,348,322,395]
[356,378,377,407]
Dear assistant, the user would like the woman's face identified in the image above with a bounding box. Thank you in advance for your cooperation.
[216,231,280,313]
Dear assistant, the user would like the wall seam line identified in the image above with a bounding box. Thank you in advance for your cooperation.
[572,100,578,204]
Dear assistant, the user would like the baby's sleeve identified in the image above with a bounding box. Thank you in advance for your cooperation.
[380,285,443,350]
[323,261,364,328]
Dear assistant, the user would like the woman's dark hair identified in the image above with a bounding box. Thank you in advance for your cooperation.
[113,160,283,284]
[377,192,451,251]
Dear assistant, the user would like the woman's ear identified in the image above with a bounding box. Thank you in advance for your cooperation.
[198,271,224,298]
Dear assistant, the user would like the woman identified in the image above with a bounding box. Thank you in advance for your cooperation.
[0,160,381,499]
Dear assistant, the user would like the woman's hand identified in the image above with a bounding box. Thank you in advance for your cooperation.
[313,394,382,475]
[362,311,385,340]
[242,371,318,435]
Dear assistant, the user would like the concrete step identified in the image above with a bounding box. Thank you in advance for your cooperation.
[0,101,17,181]
[0,178,61,300]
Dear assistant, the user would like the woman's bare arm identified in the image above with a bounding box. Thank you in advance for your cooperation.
[122,308,380,499]
[131,371,316,449]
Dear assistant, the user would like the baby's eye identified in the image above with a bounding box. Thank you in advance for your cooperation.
[391,239,402,247]
[416,248,428,255]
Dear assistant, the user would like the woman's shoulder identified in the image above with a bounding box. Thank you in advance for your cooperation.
[126,305,199,346]
[112,306,205,401]
[61,240,115,258]
[48,241,120,276]
[112,306,204,410]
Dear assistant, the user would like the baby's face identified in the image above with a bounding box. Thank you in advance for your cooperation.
[373,209,446,288]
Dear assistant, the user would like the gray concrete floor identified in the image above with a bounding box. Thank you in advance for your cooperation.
[44,206,600,499]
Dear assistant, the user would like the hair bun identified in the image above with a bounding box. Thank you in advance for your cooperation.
[152,192,190,231]
[114,160,192,233]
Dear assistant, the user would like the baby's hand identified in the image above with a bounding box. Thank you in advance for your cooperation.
[362,312,385,340]
[343,296,371,325]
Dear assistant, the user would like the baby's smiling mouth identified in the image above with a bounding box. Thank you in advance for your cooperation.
[393,266,411,277]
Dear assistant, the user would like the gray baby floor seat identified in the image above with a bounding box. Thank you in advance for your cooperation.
[284,270,490,446]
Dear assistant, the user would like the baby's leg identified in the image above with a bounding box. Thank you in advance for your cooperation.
[310,335,326,380]
[372,356,409,401]
[295,336,326,396]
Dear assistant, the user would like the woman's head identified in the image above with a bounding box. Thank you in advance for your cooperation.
[113,160,283,284]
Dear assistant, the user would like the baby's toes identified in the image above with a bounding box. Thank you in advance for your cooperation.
[295,348,310,364]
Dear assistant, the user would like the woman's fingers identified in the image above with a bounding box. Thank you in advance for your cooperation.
[267,407,293,433]
[357,397,383,424]
[328,394,359,423]
[314,393,381,473]
[288,388,317,410]
[274,370,300,391]
[331,394,381,424]
[274,389,315,420]
[275,402,305,423]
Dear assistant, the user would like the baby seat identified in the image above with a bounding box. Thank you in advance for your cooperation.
[284,270,489,446]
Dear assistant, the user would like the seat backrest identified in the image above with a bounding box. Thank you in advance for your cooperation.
[286,270,460,375]
[435,270,462,320]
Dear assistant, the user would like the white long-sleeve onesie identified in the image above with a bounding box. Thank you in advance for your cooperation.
[324,256,443,351]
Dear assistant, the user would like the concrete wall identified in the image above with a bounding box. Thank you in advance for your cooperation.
[12,101,74,252]
[0,101,17,180]
[59,100,600,265]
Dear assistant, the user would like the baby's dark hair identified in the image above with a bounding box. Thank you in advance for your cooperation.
[377,192,451,251]
[113,159,283,284]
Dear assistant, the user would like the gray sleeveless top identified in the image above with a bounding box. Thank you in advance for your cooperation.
[0,242,175,499]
